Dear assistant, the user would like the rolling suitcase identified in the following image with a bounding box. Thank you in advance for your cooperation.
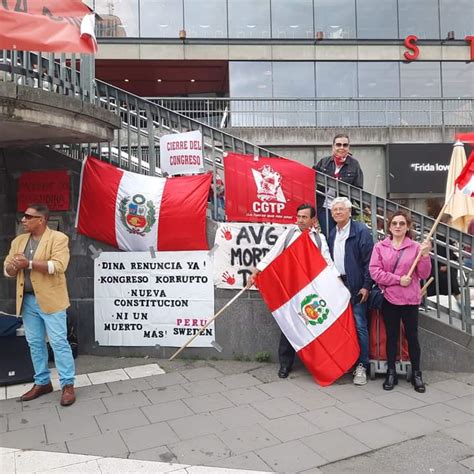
[368,308,412,381]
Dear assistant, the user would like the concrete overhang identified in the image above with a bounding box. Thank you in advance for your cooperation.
[0,82,121,147]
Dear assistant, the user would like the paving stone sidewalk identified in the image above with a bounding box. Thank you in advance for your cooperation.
[1,358,473,473]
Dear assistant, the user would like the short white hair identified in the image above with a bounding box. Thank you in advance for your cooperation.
[331,197,352,209]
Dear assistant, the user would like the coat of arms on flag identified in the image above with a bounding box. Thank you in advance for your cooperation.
[256,231,359,386]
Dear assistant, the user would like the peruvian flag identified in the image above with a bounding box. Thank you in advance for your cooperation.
[76,156,211,251]
[455,151,474,197]
[256,232,359,386]
[0,0,97,54]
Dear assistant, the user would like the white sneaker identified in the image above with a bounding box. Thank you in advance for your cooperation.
[353,363,367,385]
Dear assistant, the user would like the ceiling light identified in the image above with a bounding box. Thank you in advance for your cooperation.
[199,24,210,28]
[289,25,299,29]
[246,24,256,28]
[157,79,162,82]
[159,24,169,28]
[124,78,129,82]
[190,79,195,82]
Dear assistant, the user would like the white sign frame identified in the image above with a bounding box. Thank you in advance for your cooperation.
[94,251,214,347]
[160,130,204,176]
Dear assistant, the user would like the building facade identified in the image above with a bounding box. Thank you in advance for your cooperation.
[89,0,473,209]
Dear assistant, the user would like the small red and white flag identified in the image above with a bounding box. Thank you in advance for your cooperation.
[0,1,97,54]
[455,151,474,197]
[76,156,211,251]
[256,232,359,386]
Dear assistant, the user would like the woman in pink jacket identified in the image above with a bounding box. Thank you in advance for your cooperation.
[369,211,432,393]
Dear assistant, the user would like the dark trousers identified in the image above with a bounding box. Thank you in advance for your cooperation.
[382,299,421,372]
[278,332,295,369]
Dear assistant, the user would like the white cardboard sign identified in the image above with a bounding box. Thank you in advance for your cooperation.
[94,251,214,347]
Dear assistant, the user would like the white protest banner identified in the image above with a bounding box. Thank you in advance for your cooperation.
[213,222,287,290]
[94,251,214,347]
[160,130,204,176]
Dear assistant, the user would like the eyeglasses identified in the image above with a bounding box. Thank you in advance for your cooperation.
[334,142,349,148]
[22,214,42,220]
[391,221,407,227]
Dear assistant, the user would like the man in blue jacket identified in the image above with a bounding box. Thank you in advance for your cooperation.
[328,197,374,385]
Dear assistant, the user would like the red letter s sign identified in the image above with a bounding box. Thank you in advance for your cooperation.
[404,35,419,61]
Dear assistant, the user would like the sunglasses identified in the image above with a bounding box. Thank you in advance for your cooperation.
[23,213,42,220]
[334,142,349,148]
[391,221,407,227]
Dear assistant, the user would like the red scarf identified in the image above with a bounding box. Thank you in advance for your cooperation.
[332,154,347,177]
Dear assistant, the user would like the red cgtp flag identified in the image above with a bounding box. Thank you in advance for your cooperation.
[257,232,359,386]
[76,157,211,251]
[0,0,97,53]
[455,150,474,197]
[224,152,315,224]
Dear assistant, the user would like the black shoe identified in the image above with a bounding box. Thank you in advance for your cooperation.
[383,369,398,391]
[412,371,426,393]
[278,366,290,378]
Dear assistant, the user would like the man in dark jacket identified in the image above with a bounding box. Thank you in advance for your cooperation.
[328,197,373,385]
[313,133,364,237]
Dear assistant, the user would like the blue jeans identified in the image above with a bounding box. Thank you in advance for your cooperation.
[353,301,369,368]
[22,294,75,388]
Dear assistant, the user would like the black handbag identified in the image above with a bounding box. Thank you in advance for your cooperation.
[369,249,405,310]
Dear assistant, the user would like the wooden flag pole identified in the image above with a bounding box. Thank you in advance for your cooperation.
[421,276,434,296]
[407,190,455,278]
[169,282,252,361]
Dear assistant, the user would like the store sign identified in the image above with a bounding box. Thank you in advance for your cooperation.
[94,251,214,347]
[160,130,204,176]
[17,170,70,211]
[213,222,287,289]
[403,35,474,62]
[388,143,455,194]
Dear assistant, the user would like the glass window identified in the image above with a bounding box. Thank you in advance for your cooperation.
[273,62,315,126]
[271,0,314,39]
[400,62,441,98]
[140,0,183,38]
[229,62,273,126]
[95,0,139,37]
[316,62,357,125]
[442,63,474,126]
[273,62,315,97]
[184,0,227,38]
[228,0,271,38]
[358,62,400,125]
[316,62,357,97]
[440,0,474,38]
[442,63,474,97]
[398,0,439,39]
[357,0,397,39]
[314,0,356,39]
[400,62,442,125]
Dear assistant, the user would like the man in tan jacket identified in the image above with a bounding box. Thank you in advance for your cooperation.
[4,204,75,406]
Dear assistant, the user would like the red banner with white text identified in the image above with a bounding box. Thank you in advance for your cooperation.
[224,152,316,224]
[0,0,97,53]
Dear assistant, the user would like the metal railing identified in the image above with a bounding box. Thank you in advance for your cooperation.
[148,97,474,129]
[1,52,472,334]
[0,50,94,101]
